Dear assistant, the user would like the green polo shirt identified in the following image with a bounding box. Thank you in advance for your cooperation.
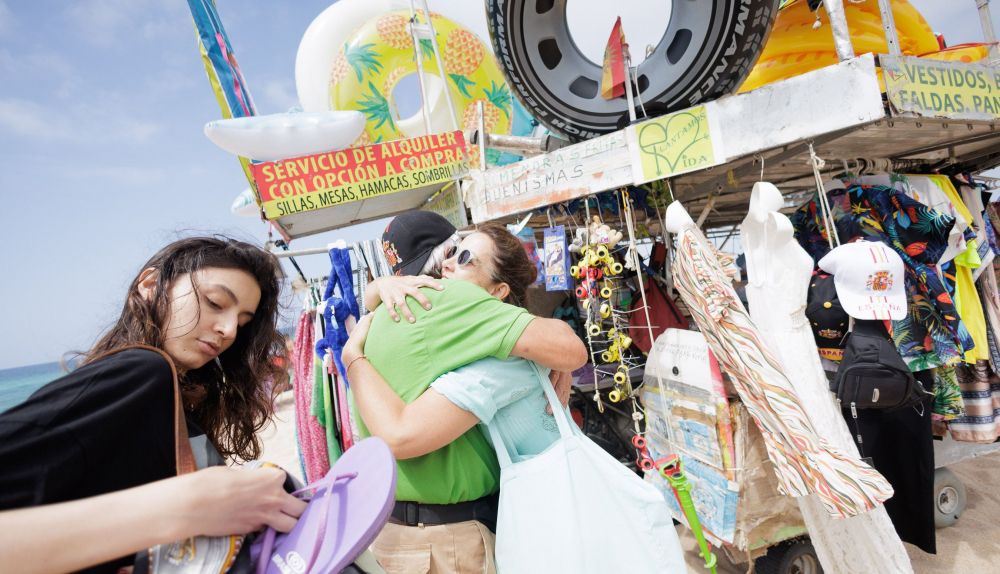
[357,279,533,503]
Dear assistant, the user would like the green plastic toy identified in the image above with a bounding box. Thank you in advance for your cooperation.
[659,455,718,574]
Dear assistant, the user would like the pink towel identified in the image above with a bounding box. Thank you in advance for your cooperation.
[292,310,330,482]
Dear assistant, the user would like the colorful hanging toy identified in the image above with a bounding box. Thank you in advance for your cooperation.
[573,203,658,479]
[571,216,637,408]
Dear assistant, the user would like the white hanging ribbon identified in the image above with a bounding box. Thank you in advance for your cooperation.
[809,143,841,250]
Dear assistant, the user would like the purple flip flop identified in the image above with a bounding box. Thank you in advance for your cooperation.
[254,437,396,573]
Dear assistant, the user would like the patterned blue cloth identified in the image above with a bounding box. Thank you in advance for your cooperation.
[792,183,973,370]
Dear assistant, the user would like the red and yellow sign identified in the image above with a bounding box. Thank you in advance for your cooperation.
[251,131,469,219]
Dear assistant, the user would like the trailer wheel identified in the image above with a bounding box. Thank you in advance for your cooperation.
[485,0,780,141]
[755,538,823,574]
[934,467,967,528]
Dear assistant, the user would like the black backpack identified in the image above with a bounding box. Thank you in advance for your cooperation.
[831,320,933,412]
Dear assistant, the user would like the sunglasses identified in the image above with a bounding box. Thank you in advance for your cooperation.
[444,246,477,267]
[444,245,476,267]
[457,249,477,266]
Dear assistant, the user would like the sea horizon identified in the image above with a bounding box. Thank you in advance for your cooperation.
[0,360,67,413]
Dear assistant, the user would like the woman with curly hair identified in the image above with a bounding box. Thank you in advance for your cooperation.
[0,236,305,573]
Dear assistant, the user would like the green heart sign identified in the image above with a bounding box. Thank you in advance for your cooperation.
[631,105,719,184]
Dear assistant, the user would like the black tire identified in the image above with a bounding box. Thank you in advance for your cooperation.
[486,0,780,141]
[934,467,967,528]
[755,538,823,574]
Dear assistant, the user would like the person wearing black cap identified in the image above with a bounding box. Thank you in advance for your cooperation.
[362,210,461,322]
[353,211,586,573]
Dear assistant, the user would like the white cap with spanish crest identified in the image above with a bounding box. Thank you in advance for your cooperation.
[818,240,907,321]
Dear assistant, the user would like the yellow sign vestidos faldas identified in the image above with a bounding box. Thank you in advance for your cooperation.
[882,55,1000,121]
[629,105,720,185]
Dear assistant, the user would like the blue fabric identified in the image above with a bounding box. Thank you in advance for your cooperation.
[314,248,359,380]
[562,187,656,218]
[431,357,560,462]
[983,208,999,256]
[792,184,973,370]
[186,0,256,118]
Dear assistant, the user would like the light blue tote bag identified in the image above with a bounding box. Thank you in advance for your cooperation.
[485,365,687,573]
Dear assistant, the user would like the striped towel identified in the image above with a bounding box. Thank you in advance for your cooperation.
[673,218,893,518]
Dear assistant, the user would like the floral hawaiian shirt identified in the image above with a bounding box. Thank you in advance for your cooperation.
[792,183,974,371]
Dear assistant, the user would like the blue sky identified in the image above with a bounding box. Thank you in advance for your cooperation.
[0,0,995,369]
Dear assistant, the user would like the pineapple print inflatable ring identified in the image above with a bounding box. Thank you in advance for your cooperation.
[330,11,513,144]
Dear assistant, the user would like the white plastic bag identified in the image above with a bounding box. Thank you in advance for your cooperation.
[485,365,687,573]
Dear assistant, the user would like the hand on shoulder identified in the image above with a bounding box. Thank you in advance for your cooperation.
[368,275,444,323]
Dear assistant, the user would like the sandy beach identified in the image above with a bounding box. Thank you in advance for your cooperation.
[259,391,1000,573]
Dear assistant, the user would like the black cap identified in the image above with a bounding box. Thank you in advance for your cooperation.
[382,211,457,276]
[806,270,850,361]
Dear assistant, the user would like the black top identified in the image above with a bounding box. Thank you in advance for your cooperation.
[0,348,200,573]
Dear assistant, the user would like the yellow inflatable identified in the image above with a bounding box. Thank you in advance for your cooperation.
[330,10,513,145]
[740,0,990,93]
[922,43,994,64]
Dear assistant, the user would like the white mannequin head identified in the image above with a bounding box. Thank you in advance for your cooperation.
[748,182,784,221]
[664,201,695,233]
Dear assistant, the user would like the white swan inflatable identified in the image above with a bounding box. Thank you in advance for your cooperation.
[204,110,365,162]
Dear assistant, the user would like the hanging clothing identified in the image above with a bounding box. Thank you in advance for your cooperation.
[315,247,360,381]
[905,175,975,263]
[292,309,329,483]
[334,369,354,452]
[953,256,989,364]
[843,366,936,554]
[983,199,1000,368]
[950,180,1000,443]
[961,182,1000,365]
[666,201,893,519]
[847,174,970,264]
[740,184,911,572]
[315,353,342,462]
[313,319,344,459]
[792,182,972,371]
[311,247,363,462]
[928,176,986,363]
[987,317,1000,379]
[931,366,965,425]
[854,174,987,367]
[986,202,1000,254]
[980,278,1000,373]
[936,177,978,240]
[949,361,1000,443]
